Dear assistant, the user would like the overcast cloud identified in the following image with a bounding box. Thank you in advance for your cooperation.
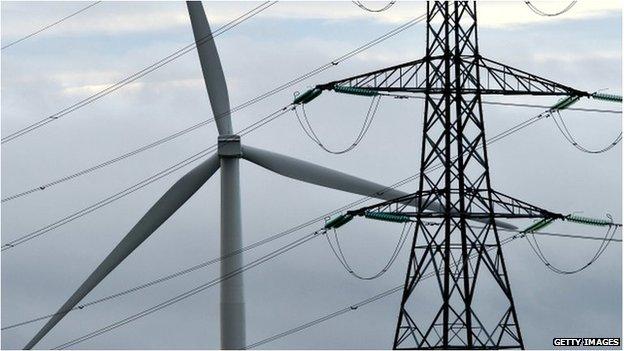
[1,1,622,350]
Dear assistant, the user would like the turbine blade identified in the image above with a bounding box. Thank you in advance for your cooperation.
[241,145,516,230]
[241,145,409,201]
[187,1,233,135]
[24,153,220,349]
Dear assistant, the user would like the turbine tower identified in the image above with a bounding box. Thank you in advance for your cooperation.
[24,2,434,349]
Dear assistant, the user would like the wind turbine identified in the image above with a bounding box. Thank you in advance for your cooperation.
[24,2,439,349]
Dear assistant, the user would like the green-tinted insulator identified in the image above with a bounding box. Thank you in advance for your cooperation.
[293,88,322,105]
[551,96,580,111]
[592,92,623,103]
[522,218,556,233]
[324,214,354,229]
[364,211,410,223]
[566,214,612,226]
[333,85,378,97]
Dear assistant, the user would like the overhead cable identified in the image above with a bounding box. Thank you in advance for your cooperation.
[324,222,412,280]
[294,95,381,154]
[525,1,577,17]
[525,215,618,274]
[352,1,396,13]
[380,92,621,114]
[551,111,622,154]
[2,213,338,331]
[1,1,102,50]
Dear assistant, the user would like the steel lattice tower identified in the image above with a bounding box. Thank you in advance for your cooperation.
[392,3,522,348]
[314,1,600,349]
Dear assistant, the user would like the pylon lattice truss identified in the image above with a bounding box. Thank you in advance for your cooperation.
[314,1,610,349]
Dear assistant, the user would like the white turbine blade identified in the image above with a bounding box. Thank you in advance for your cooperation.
[242,145,410,202]
[187,1,233,135]
[24,154,220,350]
[242,145,516,230]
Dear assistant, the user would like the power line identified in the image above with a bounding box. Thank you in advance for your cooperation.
[324,222,413,280]
[525,222,619,274]
[0,2,276,145]
[1,105,294,251]
[525,1,577,17]
[1,1,102,50]
[246,284,404,349]
[551,111,622,153]
[294,95,381,154]
[381,92,622,114]
[52,230,323,349]
[352,1,396,13]
[1,12,428,203]
[509,228,622,242]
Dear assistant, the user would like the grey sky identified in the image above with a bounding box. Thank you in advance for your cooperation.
[1,1,622,349]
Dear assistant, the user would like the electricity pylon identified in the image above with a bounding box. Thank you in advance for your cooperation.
[309,1,619,349]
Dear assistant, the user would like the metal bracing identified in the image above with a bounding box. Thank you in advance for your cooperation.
[314,0,601,348]
[348,189,564,221]
[390,3,527,348]
[319,55,588,96]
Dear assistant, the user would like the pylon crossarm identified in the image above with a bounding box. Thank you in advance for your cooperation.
[311,54,594,98]
[315,56,430,94]
[482,189,565,219]
[345,190,439,217]
[476,56,591,97]
[344,190,522,229]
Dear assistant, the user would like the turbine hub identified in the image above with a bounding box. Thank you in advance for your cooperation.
[218,134,242,158]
